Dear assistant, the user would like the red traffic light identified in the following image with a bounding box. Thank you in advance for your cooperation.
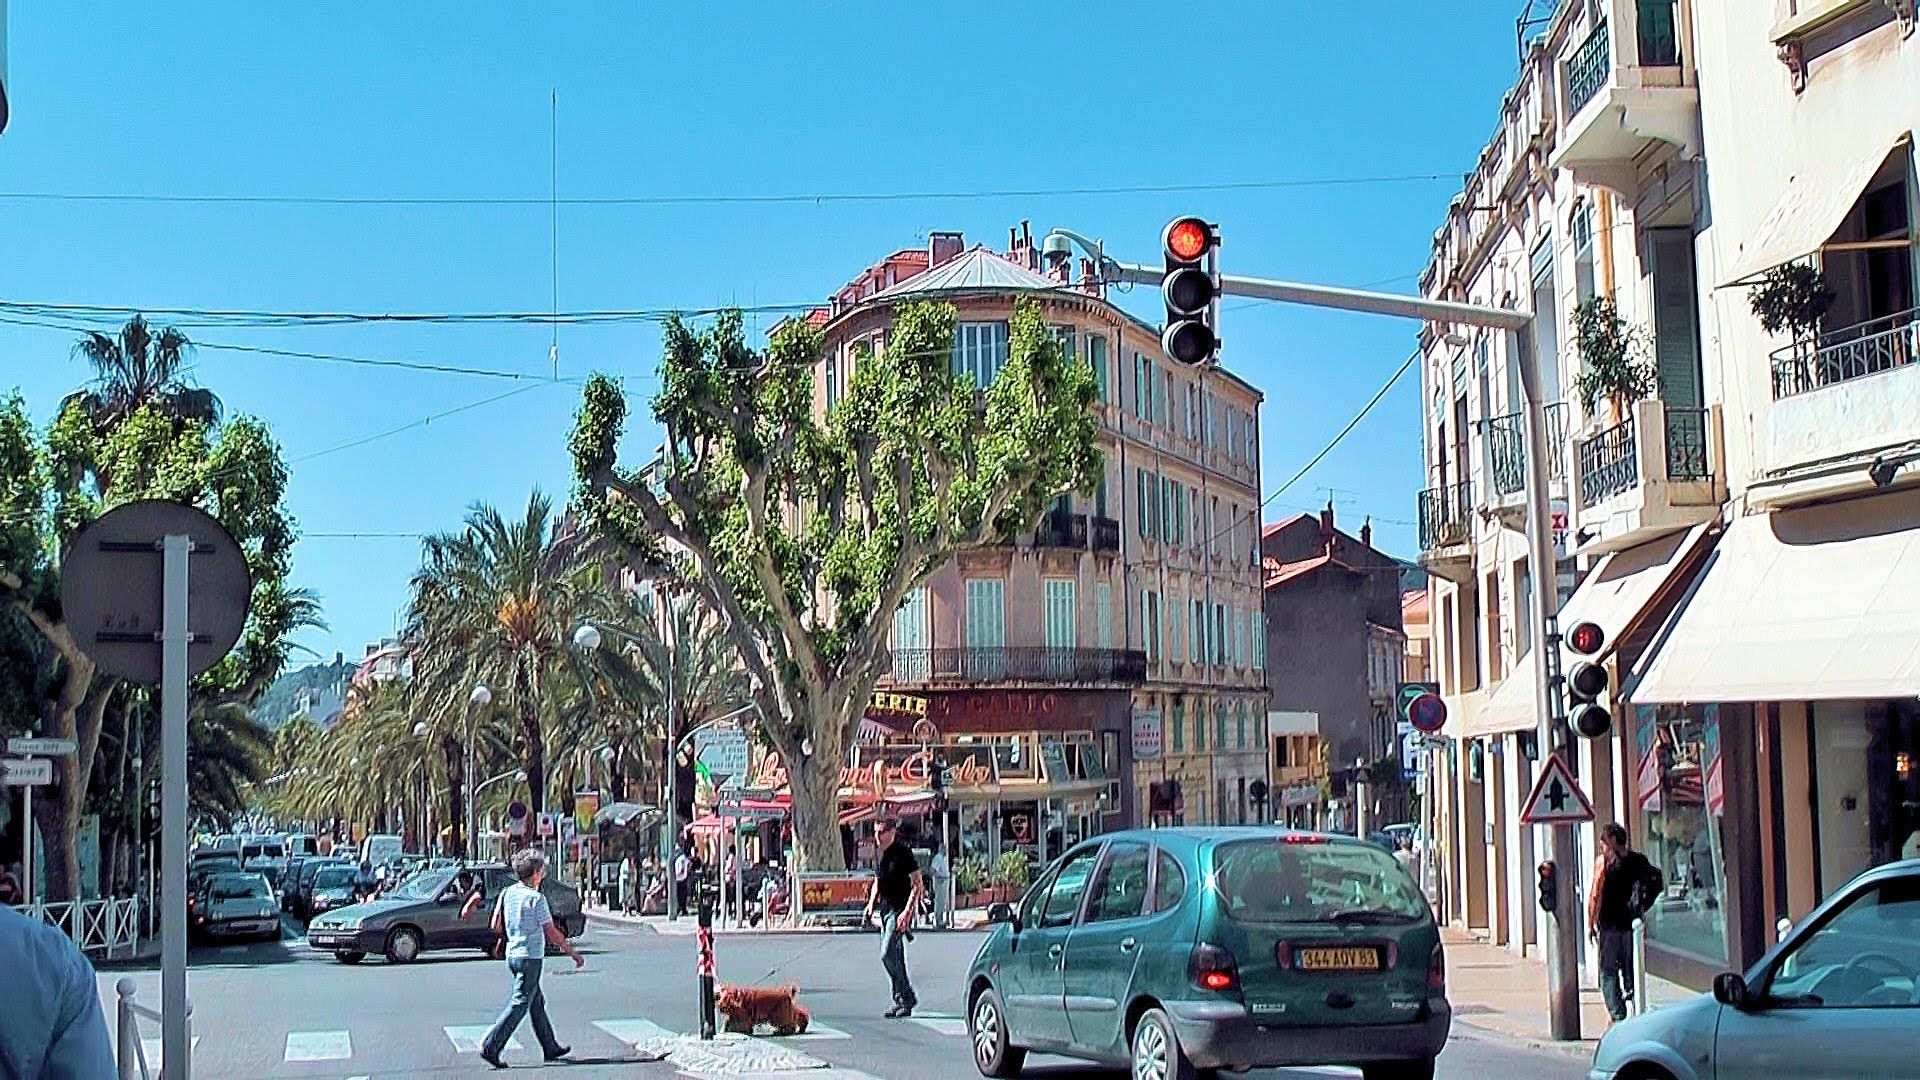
[1166,217,1211,263]
[1566,621,1605,656]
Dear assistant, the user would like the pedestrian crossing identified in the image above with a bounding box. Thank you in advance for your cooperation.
[907,1014,968,1036]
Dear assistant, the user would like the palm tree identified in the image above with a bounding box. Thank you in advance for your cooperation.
[188,702,271,830]
[405,491,629,822]
[63,314,219,429]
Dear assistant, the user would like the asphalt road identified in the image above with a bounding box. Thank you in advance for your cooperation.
[95,916,1593,1080]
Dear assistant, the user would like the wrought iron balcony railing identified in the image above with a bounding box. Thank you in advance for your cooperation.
[1567,18,1611,115]
[1578,415,1639,506]
[1090,515,1121,553]
[1417,481,1473,551]
[1480,402,1570,498]
[1036,509,1089,549]
[887,647,1147,685]
[1769,308,1919,400]
[1664,406,1710,481]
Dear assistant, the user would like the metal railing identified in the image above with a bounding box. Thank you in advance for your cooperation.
[9,897,142,957]
[1567,18,1611,114]
[888,646,1147,685]
[115,979,190,1080]
[1578,415,1639,506]
[1479,403,1568,498]
[1417,481,1473,551]
[1089,515,1121,553]
[1664,406,1711,481]
[1035,508,1088,549]
[1769,308,1919,400]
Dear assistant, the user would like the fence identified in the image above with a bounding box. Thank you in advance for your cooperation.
[115,979,191,1080]
[9,896,143,957]
[1769,308,1918,399]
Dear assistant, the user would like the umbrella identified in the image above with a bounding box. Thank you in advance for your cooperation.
[593,802,661,829]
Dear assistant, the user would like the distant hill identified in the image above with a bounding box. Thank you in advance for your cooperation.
[254,656,356,731]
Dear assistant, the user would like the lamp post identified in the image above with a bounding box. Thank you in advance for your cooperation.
[576,612,685,919]
[467,685,492,859]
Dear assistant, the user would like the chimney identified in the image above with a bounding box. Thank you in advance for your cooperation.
[1360,517,1373,551]
[334,651,343,666]
[929,231,964,269]
[1319,503,1335,556]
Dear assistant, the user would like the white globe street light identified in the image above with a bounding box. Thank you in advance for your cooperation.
[413,721,429,738]
[470,684,493,707]
[573,623,603,652]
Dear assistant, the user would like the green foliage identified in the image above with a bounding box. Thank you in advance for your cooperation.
[1573,296,1658,416]
[992,849,1032,892]
[1748,262,1835,339]
[953,854,988,895]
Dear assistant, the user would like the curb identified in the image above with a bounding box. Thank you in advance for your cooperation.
[584,911,985,937]
[1452,1016,1599,1059]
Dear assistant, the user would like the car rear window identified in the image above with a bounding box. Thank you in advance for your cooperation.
[211,875,270,899]
[1212,839,1427,923]
[314,869,357,888]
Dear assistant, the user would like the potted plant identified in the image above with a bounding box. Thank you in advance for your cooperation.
[953,855,987,907]
[1574,296,1659,421]
[991,849,1032,903]
[1747,261,1834,341]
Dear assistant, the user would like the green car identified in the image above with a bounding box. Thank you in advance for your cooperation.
[965,828,1449,1080]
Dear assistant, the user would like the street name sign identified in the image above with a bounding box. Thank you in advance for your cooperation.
[7,737,76,756]
[3,758,54,785]
[1519,756,1595,825]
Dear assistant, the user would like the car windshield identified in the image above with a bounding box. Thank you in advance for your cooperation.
[314,868,357,888]
[1212,839,1428,923]
[209,874,270,900]
[391,866,460,901]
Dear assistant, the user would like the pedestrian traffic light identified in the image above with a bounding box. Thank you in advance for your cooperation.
[1536,861,1558,912]
[1162,216,1219,367]
[1564,620,1612,739]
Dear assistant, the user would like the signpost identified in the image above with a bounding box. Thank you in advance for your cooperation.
[2,758,53,785]
[7,737,77,757]
[1519,756,1595,826]
[6,737,72,905]
[60,501,251,1080]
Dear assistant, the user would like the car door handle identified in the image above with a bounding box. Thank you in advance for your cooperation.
[1048,943,1064,958]
[1119,937,1137,953]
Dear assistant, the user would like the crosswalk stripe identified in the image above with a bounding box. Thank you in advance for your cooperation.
[592,1017,675,1046]
[138,1035,200,1069]
[907,1015,967,1036]
[284,1030,353,1062]
[443,1025,521,1053]
[783,1020,850,1040]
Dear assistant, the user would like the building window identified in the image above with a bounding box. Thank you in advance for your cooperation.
[952,322,1010,387]
[1171,698,1186,755]
[1185,383,1199,440]
[825,353,842,411]
[1135,469,1155,540]
[1161,369,1174,429]
[1245,412,1258,464]
[1044,579,1076,650]
[893,587,928,650]
[1096,582,1113,649]
[1190,599,1204,665]
[1134,353,1154,422]
[1193,700,1207,753]
[964,579,1006,649]
[1140,589,1162,663]
[1251,611,1265,670]
[1634,703,1730,965]
[1217,701,1231,748]
[1087,334,1109,403]
[1235,702,1248,751]
[1051,325,1077,366]
[1573,200,1596,305]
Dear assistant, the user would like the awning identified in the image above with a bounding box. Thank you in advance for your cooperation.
[591,802,660,829]
[1631,488,1920,703]
[1461,524,1714,737]
[1719,134,1912,286]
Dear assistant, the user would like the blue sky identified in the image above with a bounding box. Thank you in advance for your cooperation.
[0,2,1523,664]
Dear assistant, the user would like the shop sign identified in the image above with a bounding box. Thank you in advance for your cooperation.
[1702,705,1724,816]
[748,745,995,799]
[1039,740,1070,783]
[799,872,872,913]
[573,790,600,835]
[1131,709,1163,761]
[869,691,928,717]
[1000,803,1039,845]
[1281,780,1320,808]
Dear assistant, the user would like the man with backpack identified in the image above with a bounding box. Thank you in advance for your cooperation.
[1589,822,1664,1022]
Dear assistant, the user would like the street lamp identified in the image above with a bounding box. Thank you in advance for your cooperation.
[466,684,492,861]
[575,613,685,918]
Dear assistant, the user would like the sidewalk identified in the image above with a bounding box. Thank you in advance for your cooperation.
[1441,927,1694,1057]
[584,904,989,937]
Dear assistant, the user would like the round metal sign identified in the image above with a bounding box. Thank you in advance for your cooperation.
[59,500,253,686]
[1407,692,1448,735]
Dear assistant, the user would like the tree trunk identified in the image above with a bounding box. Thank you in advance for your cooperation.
[790,755,845,872]
[442,735,467,858]
[35,679,110,902]
[516,666,545,817]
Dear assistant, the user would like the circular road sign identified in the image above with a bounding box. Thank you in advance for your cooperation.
[507,800,528,820]
[1407,692,1448,735]
[60,500,252,686]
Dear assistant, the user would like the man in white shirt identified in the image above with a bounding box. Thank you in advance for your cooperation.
[480,849,583,1069]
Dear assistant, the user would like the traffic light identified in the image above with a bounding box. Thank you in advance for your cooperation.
[1536,861,1559,912]
[1162,216,1219,367]
[930,759,950,812]
[1564,620,1612,739]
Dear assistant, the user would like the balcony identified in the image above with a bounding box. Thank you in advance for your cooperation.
[1416,481,1474,583]
[1036,508,1089,549]
[1549,0,1700,193]
[1572,398,1721,554]
[885,647,1147,687]
[1090,516,1121,553]
[1766,310,1920,493]
[1478,403,1570,524]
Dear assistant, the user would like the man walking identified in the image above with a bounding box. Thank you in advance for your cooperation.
[863,819,923,1018]
[480,849,583,1068]
[619,854,637,916]
[929,842,954,930]
[1590,822,1662,1023]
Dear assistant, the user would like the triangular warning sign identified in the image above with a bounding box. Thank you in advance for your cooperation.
[1519,754,1595,825]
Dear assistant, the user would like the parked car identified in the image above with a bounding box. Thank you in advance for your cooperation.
[307,863,585,965]
[363,833,404,871]
[280,856,310,911]
[302,865,363,920]
[288,857,352,919]
[282,832,320,859]
[966,828,1448,1080]
[193,873,281,942]
[1588,858,1920,1080]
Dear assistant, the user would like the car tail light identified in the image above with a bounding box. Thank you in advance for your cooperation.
[1189,943,1240,993]
[1428,943,1446,993]
[1278,834,1327,844]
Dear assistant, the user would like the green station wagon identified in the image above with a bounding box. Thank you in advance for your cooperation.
[965,828,1449,1080]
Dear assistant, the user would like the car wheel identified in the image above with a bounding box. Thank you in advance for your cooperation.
[969,987,1025,1078]
[1131,1008,1195,1080]
[1360,1059,1436,1080]
[385,926,424,964]
[335,950,365,964]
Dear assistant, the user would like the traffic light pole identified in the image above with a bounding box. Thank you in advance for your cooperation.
[1081,238,1579,1040]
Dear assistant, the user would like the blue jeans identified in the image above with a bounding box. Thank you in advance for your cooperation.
[484,957,563,1058]
[879,907,916,1008]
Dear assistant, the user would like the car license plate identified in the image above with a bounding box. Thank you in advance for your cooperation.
[1296,947,1381,972]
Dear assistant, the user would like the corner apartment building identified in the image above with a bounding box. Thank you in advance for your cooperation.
[1419,0,1918,992]
[808,225,1267,869]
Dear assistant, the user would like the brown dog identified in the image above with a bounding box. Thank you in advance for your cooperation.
[715,984,811,1036]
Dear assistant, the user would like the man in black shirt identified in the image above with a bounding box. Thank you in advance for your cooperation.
[864,819,923,1018]
[1589,822,1662,1022]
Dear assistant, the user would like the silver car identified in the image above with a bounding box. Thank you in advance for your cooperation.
[193,872,282,942]
[1589,858,1920,1079]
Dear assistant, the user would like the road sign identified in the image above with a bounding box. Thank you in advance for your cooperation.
[1519,756,1595,826]
[1406,693,1447,735]
[60,500,252,685]
[7,737,76,757]
[695,726,749,780]
[3,758,53,785]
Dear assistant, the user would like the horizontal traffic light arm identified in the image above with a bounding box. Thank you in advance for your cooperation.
[1108,261,1532,331]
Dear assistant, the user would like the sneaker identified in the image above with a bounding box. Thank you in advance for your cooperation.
[544,1045,572,1062]
[480,1048,508,1070]
[884,1004,913,1019]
